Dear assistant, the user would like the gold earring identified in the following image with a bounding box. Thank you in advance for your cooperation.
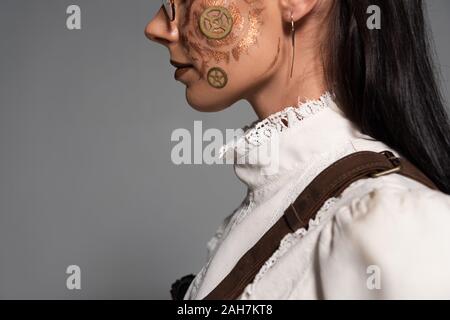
[290,13,295,78]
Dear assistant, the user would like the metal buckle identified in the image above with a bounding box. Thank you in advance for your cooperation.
[370,151,402,178]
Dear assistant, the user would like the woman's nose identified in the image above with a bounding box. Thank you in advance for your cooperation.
[145,7,179,46]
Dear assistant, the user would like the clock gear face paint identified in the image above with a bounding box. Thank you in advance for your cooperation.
[207,67,228,88]
[199,6,234,40]
[181,0,265,89]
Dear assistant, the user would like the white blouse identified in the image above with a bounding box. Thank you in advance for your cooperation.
[183,93,450,300]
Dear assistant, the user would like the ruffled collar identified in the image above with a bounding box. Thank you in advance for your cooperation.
[219,92,335,160]
[218,92,362,190]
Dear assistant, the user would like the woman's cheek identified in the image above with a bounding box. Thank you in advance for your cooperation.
[181,0,266,89]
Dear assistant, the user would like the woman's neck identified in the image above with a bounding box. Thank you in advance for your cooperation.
[248,67,327,120]
[246,14,328,120]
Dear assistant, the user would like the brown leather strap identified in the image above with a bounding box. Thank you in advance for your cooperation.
[203,150,438,300]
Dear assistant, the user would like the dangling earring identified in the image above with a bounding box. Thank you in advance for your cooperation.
[290,12,295,78]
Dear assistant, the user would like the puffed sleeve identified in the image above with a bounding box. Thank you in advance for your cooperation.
[317,186,450,299]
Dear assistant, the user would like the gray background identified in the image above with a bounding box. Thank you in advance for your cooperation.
[0,0,449,299]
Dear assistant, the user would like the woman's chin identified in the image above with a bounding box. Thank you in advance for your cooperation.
[185,87,233,112]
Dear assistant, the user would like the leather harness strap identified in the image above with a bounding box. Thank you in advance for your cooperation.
[202,150,438,300]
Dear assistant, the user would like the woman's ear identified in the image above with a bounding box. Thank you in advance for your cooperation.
[279,0,319,23]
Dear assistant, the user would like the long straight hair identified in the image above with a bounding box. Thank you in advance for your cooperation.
[324,0,450,194]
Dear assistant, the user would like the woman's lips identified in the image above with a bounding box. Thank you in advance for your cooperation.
[170,60,194,80]
[174,66,192,79]
[170,60,193,68]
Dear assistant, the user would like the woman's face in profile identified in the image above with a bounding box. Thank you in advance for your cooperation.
[145,0,285,112]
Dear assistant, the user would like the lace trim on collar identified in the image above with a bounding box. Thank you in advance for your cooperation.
[218,92,334,159]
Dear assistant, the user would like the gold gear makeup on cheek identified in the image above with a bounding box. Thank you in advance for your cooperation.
[207,67,228,88]
[199,6,234,40]
[180,0,265,89]
[198,5,233,88]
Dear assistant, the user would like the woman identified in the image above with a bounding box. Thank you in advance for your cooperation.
[146,0,450,299]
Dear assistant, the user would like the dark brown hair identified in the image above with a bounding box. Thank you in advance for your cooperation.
[324,0,450,193]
